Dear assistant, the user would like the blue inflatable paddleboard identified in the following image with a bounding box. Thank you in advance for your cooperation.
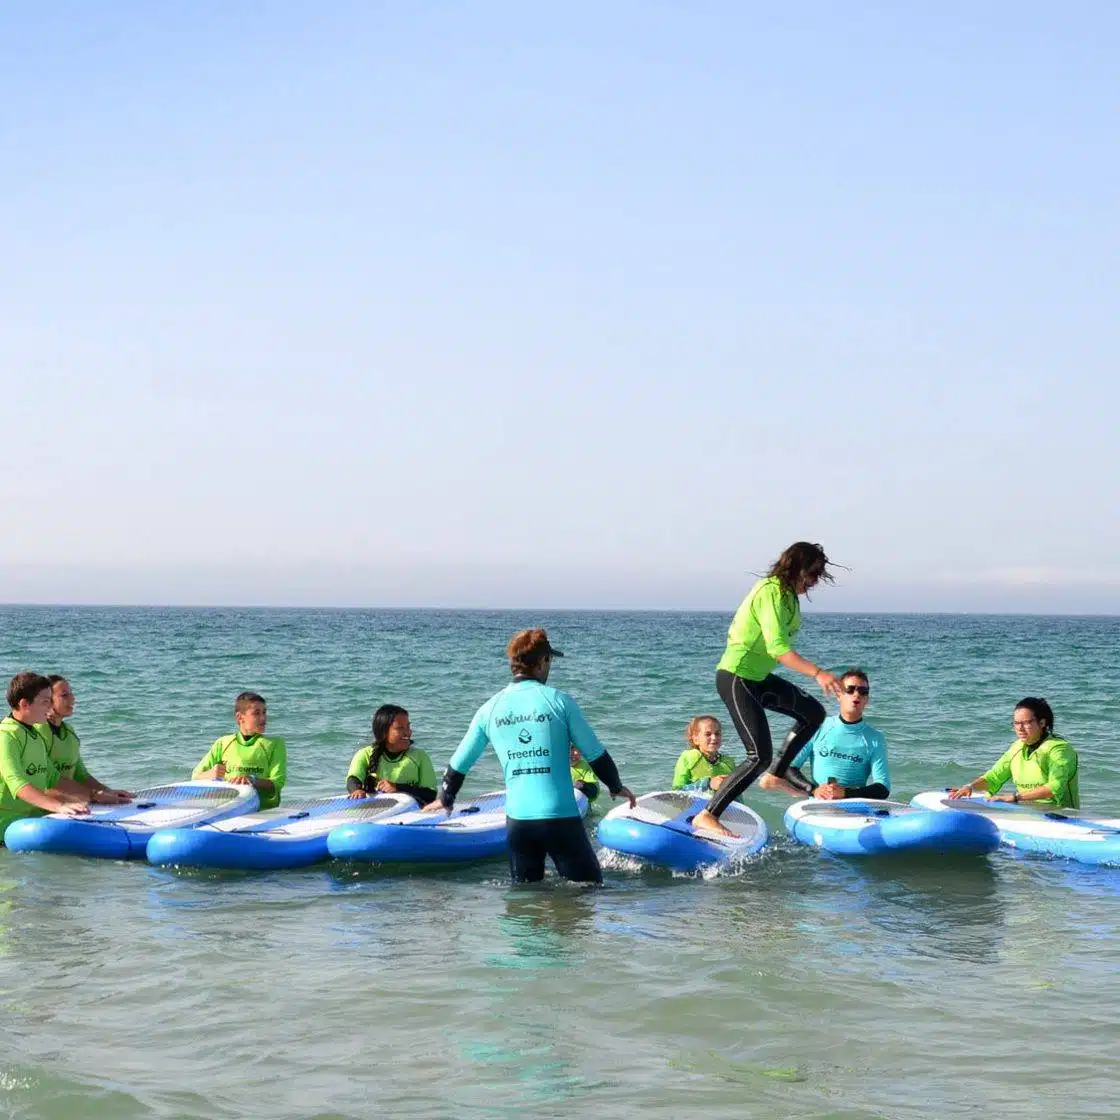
[146,792,417,869]
[785,797,999,855]
[327,790,588,863]
[4,781,259,860]
[911,790,1120,866]
[596,791,768,872]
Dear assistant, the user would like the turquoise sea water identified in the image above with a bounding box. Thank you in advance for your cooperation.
[1,607,1118,1119]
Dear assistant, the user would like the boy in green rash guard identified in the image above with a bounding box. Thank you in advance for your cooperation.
[346,704,438,806]
[0,672,91,841]
[38,676,132,804]
[192,692,286,810]
[672,715,736,793]
[950,697,1079,809]
[569,746,599,802]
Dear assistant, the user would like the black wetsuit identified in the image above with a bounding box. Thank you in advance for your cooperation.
[707,669,826,816]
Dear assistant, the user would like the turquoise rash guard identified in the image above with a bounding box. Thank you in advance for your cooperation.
[447,680,608,820]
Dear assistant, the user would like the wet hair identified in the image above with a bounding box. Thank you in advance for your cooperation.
[234,691,266,715]
[7,672,52,711]
[47,675,68,687]
[1014,697,1054,734]
[685,714,722,745]
[767,541,834,597]
[369,704,410,775]
[839,668,869,685]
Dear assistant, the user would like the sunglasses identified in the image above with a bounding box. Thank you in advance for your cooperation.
[844,685,870,696]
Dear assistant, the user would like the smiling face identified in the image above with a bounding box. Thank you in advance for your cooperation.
[50,679,75,721]
[17,687,54,726]
[838,674,870,721]
[384,713,412,754]
[690,718,723,761]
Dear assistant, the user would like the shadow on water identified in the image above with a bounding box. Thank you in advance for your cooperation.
[484,888,596,970]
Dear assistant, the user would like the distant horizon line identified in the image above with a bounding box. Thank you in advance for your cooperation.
[2,602,1118,619]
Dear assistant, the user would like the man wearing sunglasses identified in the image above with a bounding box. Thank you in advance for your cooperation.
[759,668,890,801]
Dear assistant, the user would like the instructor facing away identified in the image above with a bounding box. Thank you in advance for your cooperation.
[692,542,843,837]
[425,629,635,884]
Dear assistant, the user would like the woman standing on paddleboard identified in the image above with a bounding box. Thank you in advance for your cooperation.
[692,542,843,837]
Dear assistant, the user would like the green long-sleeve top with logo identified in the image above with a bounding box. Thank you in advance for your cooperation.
[983,735,1080,809]
[0,716,61,841]
[716,577,801,681]
[192,732,286,810]
[570,758,600,801]
[346,745,437,801]
[35,721,90,783]
[672,749,737,792]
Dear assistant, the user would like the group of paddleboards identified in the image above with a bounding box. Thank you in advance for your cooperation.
[2,543,1115,876]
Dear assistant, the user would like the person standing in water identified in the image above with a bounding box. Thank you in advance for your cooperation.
[424,628,635,884]
[692,542,843,836]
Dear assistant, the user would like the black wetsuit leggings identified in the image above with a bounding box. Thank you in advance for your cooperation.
[507,816,602,884]
[708,669,827,817]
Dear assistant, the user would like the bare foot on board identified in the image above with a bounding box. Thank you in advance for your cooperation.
[691,808,736,837]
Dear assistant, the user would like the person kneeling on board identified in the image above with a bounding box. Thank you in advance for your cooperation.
[38,675,131,804]
[0,672,93,841]
[346,704,438,806]
[424,629,635,884]
[759,668,890,800]
[949,697,1078,809]
[192,691,287,810]
[672,715,737,793]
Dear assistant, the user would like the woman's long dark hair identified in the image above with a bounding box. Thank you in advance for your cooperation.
[768,541,833,597]
[368,704,409,777]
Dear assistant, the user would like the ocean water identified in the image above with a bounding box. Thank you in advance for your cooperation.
[0,607,1118,1119]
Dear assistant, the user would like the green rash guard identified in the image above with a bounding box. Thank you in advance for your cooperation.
[570,758,600,801]
[36,721,91,784]
[192,732,286,810]
[347,746,437,797]
[0,716,61,841]
[983,735,1080,809]
[716,577,801,681]
[672,749,736,792]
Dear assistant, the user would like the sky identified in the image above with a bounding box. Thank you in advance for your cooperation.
[2,1,1117,612]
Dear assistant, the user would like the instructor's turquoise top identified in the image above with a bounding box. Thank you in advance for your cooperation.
[792,716,890,791]
[448,679,605,820]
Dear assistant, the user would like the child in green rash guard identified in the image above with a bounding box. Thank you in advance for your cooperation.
[0,672,92,841]
[950,697,1080,810]
[37,676,131,804]
[192,692,286,810]
[672,715,736,792]
[346,705,437,806]
[570,746,599,802]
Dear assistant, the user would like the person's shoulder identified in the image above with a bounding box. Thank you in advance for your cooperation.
[862,721,887,743]
[262,735,286,749]
[677,747,703,764]
[1046,736,1075,752]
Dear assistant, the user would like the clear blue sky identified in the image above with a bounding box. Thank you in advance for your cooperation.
[3,1,1117,611]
